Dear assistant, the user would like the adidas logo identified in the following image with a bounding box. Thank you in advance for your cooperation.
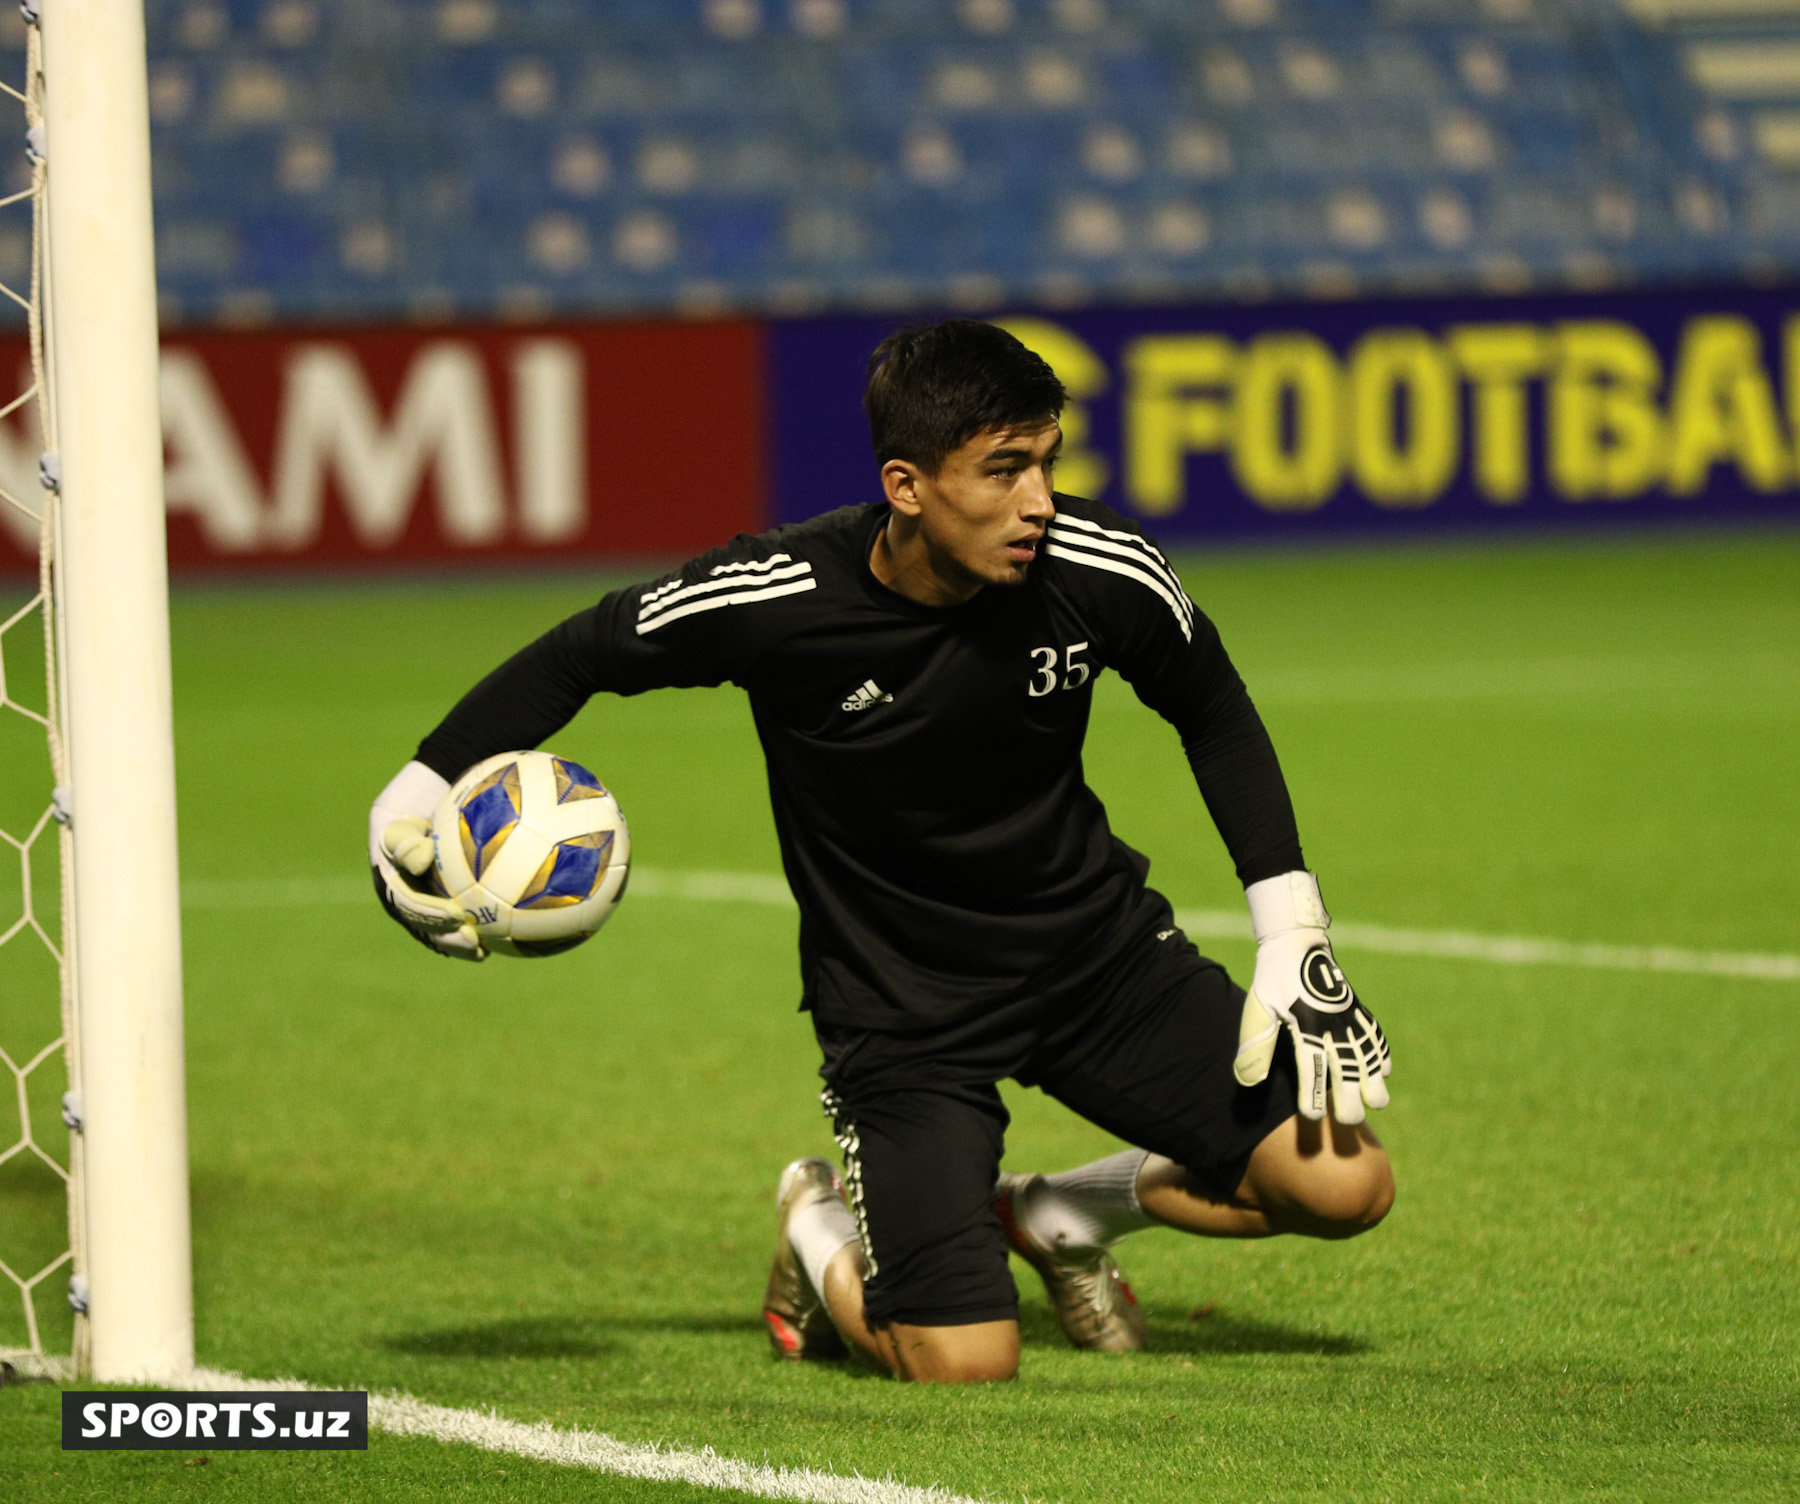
[840,679,894,713]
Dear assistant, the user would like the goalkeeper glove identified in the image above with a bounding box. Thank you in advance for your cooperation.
[368,760,485,961]
[1233,871,1390,1125]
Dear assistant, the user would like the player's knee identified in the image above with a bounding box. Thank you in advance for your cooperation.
[1352,1154,1396,1231]
[888,1323,1020,1383]
[916,1352,1019,1384]
[1302,1152,1394,1238]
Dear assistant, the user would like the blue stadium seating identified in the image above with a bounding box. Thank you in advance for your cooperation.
[3,0,1799,324]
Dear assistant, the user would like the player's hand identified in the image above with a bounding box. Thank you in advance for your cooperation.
[369,761,486,961]
[1232,871,1390,1124]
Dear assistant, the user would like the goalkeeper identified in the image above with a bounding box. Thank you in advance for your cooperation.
[370,319,1394,1383]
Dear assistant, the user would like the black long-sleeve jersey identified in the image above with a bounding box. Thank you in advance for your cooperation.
[417,495,1303,1031]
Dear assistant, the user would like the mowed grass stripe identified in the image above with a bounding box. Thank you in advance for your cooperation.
[183,868,1800,983]
[183,1368,978,1504]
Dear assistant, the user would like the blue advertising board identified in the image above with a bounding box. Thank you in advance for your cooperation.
[771,286,1800,541]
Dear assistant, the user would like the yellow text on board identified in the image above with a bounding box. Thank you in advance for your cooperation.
[997,315,1800,515]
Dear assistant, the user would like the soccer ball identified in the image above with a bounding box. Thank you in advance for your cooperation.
[431,750,631,958]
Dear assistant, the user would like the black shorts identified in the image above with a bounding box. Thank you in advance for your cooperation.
[814,898,1300,1328]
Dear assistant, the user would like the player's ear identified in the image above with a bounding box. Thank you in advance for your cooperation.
[881,458,926,516]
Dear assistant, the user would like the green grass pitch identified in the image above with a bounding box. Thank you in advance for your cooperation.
[2,529,1797,1501]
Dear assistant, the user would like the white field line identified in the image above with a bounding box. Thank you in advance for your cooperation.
[179,869,1800,984]
[178,868,795,910]
[179,1368,979,1504]
[1169,909,1800,983]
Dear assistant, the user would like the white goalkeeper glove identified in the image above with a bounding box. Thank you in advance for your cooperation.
[368,760,485,961]
[1233,871,1390,1125]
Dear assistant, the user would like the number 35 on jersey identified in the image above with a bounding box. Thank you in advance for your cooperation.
[1028,641,1093,697]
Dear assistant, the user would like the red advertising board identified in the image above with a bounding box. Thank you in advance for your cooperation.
[0,319,766,573]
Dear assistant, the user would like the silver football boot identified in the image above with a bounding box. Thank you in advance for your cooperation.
[762,1156,850,1361]
[995,1171,1147,1353]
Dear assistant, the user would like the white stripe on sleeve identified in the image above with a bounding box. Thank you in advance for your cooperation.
[1046,516,1193,629]
[635,576,818,635]
[638,560,814,625]
[708,553,794,578]
[1043,536,1193,641]
[639,553,797,610]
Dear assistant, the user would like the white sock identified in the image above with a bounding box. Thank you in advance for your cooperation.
[788,1195,859,1297]
[1017,1149,1152,1250]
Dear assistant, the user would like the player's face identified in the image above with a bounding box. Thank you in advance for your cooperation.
[903,421,1062,592]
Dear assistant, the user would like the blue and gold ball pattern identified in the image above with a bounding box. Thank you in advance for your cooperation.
[434,750,630,957]
[458,763,522,879]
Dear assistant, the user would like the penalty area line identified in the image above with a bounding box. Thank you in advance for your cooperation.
[182,1368,981,1504]
[177,869,1800,984]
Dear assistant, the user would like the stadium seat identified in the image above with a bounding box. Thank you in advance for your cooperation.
[0,0,1791,323]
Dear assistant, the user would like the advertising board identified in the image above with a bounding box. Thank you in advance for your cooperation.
[773,285,1800,540]
[2,285,1796,575]
[0,319,764,572]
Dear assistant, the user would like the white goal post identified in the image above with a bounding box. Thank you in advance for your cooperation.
[0,0,191,1382]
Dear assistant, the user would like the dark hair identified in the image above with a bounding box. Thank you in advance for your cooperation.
[864,319,1066,475]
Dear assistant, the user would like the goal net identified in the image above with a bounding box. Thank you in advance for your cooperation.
[0,13,83,1381]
